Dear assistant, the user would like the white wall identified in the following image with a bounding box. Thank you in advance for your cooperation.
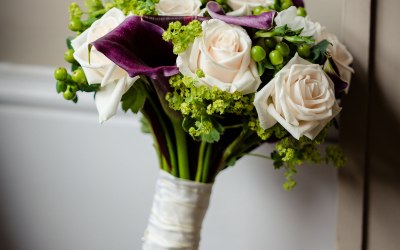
[0,1,344,249]
[0,66,337,250]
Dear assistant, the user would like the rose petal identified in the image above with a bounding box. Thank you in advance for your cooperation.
[156,0,202,16]
[96,76,139,123]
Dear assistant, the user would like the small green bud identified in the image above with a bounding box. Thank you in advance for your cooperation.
[297,44,311,58]
[297,7,307,17]
[69,18,82,32]
[54,67,68,81]
[63,86,76,100]
[70,84,79,92]
[64,49,76,63]
[281,0,293,10]
[275,42,290,57]
[264,38,277,49]
[252,6,270,15]
[71,68,87,84]
[56,80,67,93]
[269,50,284,65]
[196,68,205,78]
[251,45,267,62]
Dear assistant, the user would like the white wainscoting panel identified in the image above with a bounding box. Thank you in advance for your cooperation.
[0,63,337,250]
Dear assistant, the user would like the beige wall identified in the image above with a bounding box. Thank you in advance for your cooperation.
[367,0,400,249]
[0,0,84,67]
[0,0,343,67]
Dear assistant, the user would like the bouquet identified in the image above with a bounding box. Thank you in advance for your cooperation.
[54,0,353,248]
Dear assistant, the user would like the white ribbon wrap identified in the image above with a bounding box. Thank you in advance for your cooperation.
[142,170,213,250]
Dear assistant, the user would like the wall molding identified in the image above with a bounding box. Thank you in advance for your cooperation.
[0,63,139,125]
[0,63,96,112]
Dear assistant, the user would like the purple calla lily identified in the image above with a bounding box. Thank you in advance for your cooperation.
[92,15,179,79]
[206,2,275,30]
[292,0,305,7]
[324,58,348,98]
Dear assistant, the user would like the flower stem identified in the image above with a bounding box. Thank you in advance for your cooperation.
[201,143,212,183]
[242,153,272,160]
[143,86,178,177]
[173,122,190,180]
[195,141,207,182]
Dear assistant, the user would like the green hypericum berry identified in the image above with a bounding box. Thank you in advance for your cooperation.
[54,67,68,81]
[297,7,307,17]
[70,84,79,92]
[71,68,86,84]
[251,45,267,62]
[265,38,277,49]
[297,44,311,58]
[56,80,67,93]
[63,86,76,100]
[252,6,269,15]
[69,18,82,31]
[281,0,293,10]
[269,50,284,65]
[64,49,76,63]
[276,42,290,57]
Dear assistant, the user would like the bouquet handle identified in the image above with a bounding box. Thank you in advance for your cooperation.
[142,170,213,250]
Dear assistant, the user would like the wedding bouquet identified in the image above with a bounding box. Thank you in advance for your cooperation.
[54,0,353,248]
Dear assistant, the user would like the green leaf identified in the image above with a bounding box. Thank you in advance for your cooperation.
[263,59,275,70]
[71,62,80,72]
[66,37,74,50]
[311,39,330,64]
[140,116,151,134]
[79,83,100,92]
[284,35,314,45]
[121,80,147,114]
[201,126,221,143]
[254,25,289,38]
[271,151,284,169]
[182,117,196,133]
[285,27,304,36]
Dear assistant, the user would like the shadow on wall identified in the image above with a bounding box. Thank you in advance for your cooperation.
[0,204,18,250]
[368,79,400,178]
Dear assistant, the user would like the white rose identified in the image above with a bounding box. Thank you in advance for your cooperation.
[318,29,354,86]
[254,54,341,140]
[275,6,320,37]
[155,0,202,16]
[71,8,139,122]
[177,19,261,95]
[227,0,274,16]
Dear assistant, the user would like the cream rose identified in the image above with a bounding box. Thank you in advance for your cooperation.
[227,0,274,16]
[318,29,354,87]
[177,19,261,95]
[275,6,320,37]
[71,8,138,122]
[254,54,341,140]
[155,0,202,16]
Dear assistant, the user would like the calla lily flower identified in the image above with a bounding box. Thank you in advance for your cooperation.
[207,2,276,30]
